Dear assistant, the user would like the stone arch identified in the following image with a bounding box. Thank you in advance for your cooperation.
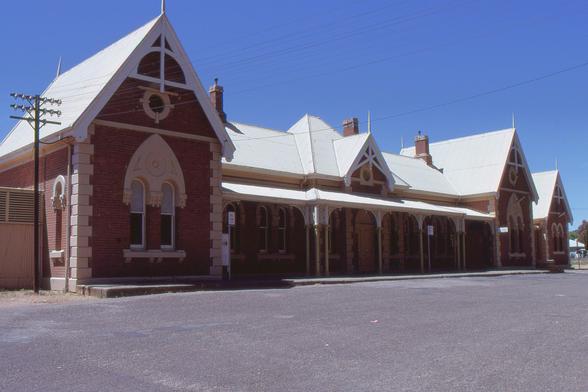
[123,134,187,208]
[51,175,67,210]
[506,194,525,254]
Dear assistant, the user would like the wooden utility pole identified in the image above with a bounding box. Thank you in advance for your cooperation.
[9,93,61,293]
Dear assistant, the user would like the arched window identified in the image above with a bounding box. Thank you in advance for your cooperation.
[258,206,269,252]
[551,224,558,252]
[161,183,175,249]
[517,217,525,253]
[278,207,287,253]
[507,194,525,255]
[509,216,517,253]
[560,225,566,252]
[130,180,145,249]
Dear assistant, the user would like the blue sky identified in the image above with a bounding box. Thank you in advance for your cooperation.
[1,0,587,227]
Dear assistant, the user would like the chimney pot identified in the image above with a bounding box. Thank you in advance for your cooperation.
[343,118,359,137]
[209,78,226,123]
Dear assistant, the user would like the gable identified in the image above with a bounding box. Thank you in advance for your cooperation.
[0,14,235,161]
[336,134,395,191]
[532,171,573,223]
[498,135,538,201]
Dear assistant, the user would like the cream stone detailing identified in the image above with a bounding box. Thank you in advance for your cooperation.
[123,134,187,208]
[51,175,67,210]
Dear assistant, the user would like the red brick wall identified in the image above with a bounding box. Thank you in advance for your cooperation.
[546,195,570,265]
[496,163,534,266]
[87,73,222,278]
[227,201,307,275]
[462,199,490,213]
[0,147,70,279]
[96,78,216,139]
[91,125,213,277]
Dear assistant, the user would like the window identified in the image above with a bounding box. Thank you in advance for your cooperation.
[130,180,145,249]
[258,206,269,252]
[161,183,175,249]
[517,217,525,253]
[141,90,172,124]
[278,208,287,253]
[509,217,516,253]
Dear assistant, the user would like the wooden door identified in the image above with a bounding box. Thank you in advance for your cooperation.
[358,225,375,273]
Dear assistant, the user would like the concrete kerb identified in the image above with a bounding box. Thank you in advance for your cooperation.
[76,269,555,298]
[284,269,552,287]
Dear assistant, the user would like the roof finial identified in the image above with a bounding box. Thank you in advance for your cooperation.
[400,136,404,149]
[555,157,558,171]
[161,0,166,14]
[56,56,62,78]
[512,112,516,129]
[367,110,372,134]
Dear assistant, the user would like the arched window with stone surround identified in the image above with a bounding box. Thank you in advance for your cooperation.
[258,206,269,253]
[278,207,287,253]
[51,175,67,252]
[507,194,525,255]
[130,180,146,249]
[509,216,517,253]
[160,183,175,250]
[517,217,525,253]
[123,135,188,253]
[551,223,559,252]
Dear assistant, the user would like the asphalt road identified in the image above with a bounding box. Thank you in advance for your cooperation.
[1,272,588,392]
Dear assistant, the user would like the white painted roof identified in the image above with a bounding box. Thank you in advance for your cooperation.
[0,17,160,159]
[224,115,401,191]
[532,170,573,223]
[222,182,493,220]
[400,128,516,197]
[223,122,304,174]
[383,152,456,196]
[224,115,351,177]
[287,115,343,176]
[532,171,558,220]
[332,133,368,177]
[0,14,235,160]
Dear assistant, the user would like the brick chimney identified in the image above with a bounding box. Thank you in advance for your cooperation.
[343,118,359,137]
[209,78,226,123]
[414,131,433,166]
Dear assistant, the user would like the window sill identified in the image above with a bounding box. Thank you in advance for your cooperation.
[50,250,64,260]
[123,249,186,263]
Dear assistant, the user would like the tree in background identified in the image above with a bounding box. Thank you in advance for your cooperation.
[570,231,578,241]
[577,220,588,247]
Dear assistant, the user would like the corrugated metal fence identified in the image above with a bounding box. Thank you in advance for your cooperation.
[0,188,37,289]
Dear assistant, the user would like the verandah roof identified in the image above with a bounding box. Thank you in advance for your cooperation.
[222,182,494,221]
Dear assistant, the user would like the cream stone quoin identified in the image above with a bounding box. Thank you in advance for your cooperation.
[123,134,187,208]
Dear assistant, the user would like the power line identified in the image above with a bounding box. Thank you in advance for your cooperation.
[9,93,62,294]
[92,57,588,139]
